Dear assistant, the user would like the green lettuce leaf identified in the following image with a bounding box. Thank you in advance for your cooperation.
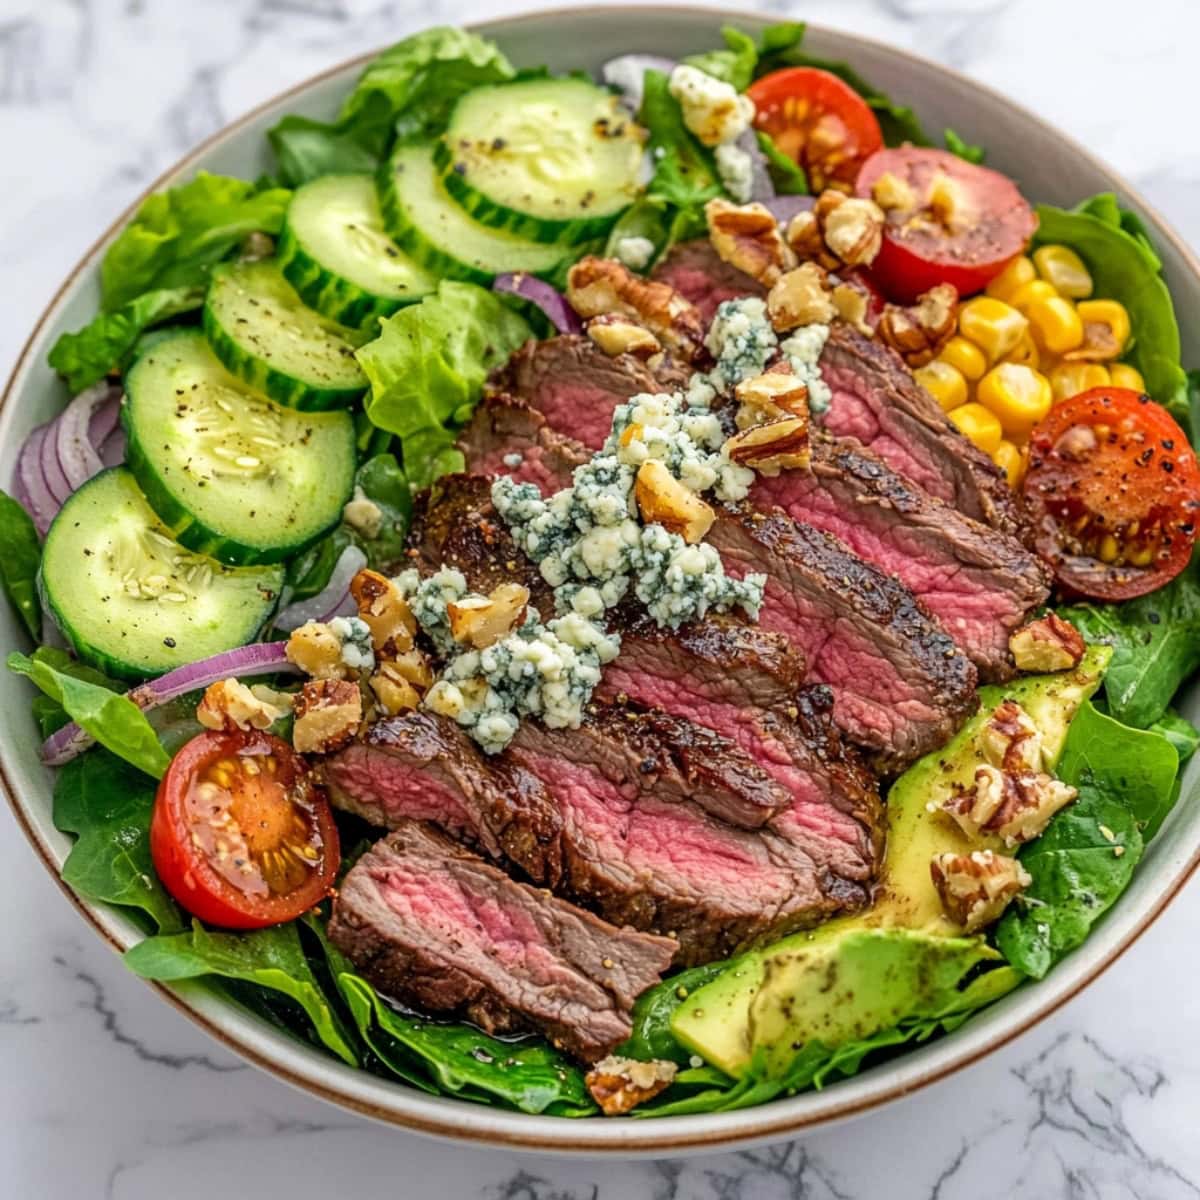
[1062,558,1200,729]
[52,749,182,933]
[995,701,1178,978]
[356,282,531,490]
[8,649,169,778]
[944,128,985,164]
[683,25,759,91]
[352,452,412,568]
[1034,195,1188,417]
[125,921,358,1066]
[48,284,204,391]
[0,488,41,639]
[757,130,808,194]
[618,961,728,1065]
[639,69,722,216]
[268,28,515,186]
[100,173,290,312]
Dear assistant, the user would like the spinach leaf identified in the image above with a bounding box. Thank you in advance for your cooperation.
[100,173,290,312]
[639,69,722,213]
[283,526,353,606]
[1062,559,1200,729]
[1035,196,1188,417]
[1149,707,1200,764]
[618,961,728,1065]
[944,128,985,164]
[268,28,515,186]
[125,921,358,1066]
[22,647,119,737]
[352,453,412,568]
[48,284,204,391]
[356,282,531,490]
[0,488,41,639]
[995,701,1178,978]
[52,749,182,933]
[683,25,759,91]
[8,649,168,778]
[756,131,808,194]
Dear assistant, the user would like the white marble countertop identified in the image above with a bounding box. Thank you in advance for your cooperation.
[2,0,1199,1195]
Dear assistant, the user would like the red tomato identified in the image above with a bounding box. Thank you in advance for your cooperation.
[855,147,1037,302]
[150,730,340,928]
[1022,387,1200,601]
[747,68,883,193]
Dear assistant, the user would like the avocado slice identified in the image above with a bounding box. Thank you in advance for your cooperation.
[671,646,1110,1078]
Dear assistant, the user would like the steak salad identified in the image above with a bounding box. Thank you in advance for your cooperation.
[5,22,1199,1117]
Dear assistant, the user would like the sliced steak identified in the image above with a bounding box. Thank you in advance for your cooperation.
[487,336,683,453]
[652,239,766,323]
[328,822,676,1061]
[818,323,1023,535]
[751,438,1050,679]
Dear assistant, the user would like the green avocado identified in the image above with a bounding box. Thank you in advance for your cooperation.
[671,645,1111,1078]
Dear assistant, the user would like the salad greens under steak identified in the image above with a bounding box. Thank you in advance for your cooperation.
[2,21,1198,1119]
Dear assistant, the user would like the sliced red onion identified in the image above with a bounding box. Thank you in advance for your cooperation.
[765,194,816,225]
[38,414,72,505]
[40,641,302,767]
[16,425,58,536]
[737,128,775,204]
[55,384,111,490]
[87,390,121,449]
[493,273,582,336]
[100,427,126,467]
[274,544,367,633]
[602,54,678,112]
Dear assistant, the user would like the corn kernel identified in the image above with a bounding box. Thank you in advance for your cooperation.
[938,335,987,382]
[914,360,968,411]
[991,439,1025,487]
[977,362,1053,439]
[1008,279,1059,315]
[958,297,1028,364]
[1075,300,1131,359]
[1109,363,1146,392]
[1049,362,1110,402]
[1027,295,1084,354]
[947,402,1004,454]
[1003,330,1041,370]
[1032,244,1093,299]
[986,255,1036,303]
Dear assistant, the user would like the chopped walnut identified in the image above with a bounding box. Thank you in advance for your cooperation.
[285,621,346,680]
[342,487,384,539]
[831,282,875,336]
[870,170,917,213]
[369,660,423,716]
[877,283,958,367]
[585,314,662,360]
[292,678,362,755]
[724,417,811,476]
[196,678,293,733]
[388,645,434,690]
[767,262,836,332]
[566,257,703,359]
[585,1055,678,1116]
[1010,614,1087,674]
[447,582,530,649]
[635,461,715,543]
[785,191,884,272]
[734,371,810,430]
[944,763,1077,847]
[979,698,1044,774]
[931,850,1032,932]
[350,569,417,655]
[706,198,796,287]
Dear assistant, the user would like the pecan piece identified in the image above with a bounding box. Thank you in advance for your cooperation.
[877,283,958,368]
[635,461,715,543]
[1010,613,1087,674]
[292,678,362,755]
[944,763,1077,847]
[931,849,1032,932]
[734,371,810,429]
[447,582,530,649]
[724,417,811,476]
[767,262,836,332]
[351,569,417,655]
[197,678,293,733]
[785,190,884,271]
[285,621,347,681]
[706,198,796,287]
[585,313,662,360]
[585,1055,677,1116]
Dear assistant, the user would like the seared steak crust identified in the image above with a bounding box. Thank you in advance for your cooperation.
[328,822,676,1061]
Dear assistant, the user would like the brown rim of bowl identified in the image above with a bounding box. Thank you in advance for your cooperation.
[3,3,1200,1154]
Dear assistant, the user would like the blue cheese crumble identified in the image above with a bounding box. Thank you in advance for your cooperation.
[705,297,779,390]
[327,616,374,671]
[781,322,833,415]
[714,143,754,204]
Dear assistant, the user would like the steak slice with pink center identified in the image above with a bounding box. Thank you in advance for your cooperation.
[328,821,676,1061]
[651,238,767,323]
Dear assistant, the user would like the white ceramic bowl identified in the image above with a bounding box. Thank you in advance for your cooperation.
[3,4,1198,1156]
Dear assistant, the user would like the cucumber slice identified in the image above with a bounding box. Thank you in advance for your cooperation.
[123,331,356,565]
[203,260,368,410]
[436,78,645,244]
[40,468,284,681]
[378,144,568,284]
[278,174,437,329]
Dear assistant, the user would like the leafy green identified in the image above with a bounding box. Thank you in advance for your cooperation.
[944,128,985,164]
[639,69,722,214]
[52,750,182,933]
[48,285,203,391]
[8,649,168,778]
[23,648,119,738]
[1149,707,1200,764]
[996,701,1178,977]
[1035,195,1188,417]
[283,526,353,607]
[684,25,759,91]
[352,453,412,568]
[1062,559,1200,729]
[100,173,290,312]
[125,921,358,1066]
[619,962,728,1065]
[356,282,531,490]
[0,489,41,639]
[757,131,808,194]
[602,197,673,265]
[268,28,515,186]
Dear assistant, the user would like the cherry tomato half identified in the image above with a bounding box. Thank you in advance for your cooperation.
[747,67,883,193]
[150,730,340,928]
[1022,387,1200,601]
[855,147,1037,302]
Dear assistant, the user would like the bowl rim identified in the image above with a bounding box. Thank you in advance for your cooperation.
[4,2,1200,1155]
